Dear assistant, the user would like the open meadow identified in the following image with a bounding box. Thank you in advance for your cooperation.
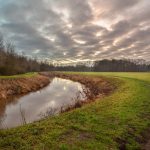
[0,72,150,150]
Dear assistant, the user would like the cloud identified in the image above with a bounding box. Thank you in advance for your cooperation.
[0,0,149,63]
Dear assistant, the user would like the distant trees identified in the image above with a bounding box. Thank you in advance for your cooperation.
[0,33,149,75]
[0,34,50,75]
[53,59,150,72]
[93,59,150,72]
[54,64,92,72]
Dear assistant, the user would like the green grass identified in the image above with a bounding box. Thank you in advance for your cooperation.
[65,72,150,83]
[0,72,37,79]
[0,72,150,150]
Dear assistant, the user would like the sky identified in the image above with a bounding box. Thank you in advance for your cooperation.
[0,0,150,64]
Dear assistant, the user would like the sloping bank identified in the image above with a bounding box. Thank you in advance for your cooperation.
[0,72,150,150]
[40,72,116,104]
[0,73,50,101]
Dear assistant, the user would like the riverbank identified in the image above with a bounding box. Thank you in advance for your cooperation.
[0,72,150,150]
[0,72,115,107]
[40,72,117,103]
[0,73,50,101]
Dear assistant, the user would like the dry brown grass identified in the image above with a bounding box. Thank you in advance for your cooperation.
[0,74,50,101]
[40,72,116,112]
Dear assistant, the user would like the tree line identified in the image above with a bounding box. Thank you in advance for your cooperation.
[0,34,50,75]
[93,59,150,72]
[50,59,150,72]
[0,33,149,75]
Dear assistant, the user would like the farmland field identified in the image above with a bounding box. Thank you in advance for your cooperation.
[0,72,150,150]
[0,72,37,79]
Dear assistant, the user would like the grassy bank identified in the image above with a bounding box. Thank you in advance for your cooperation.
[0,72,150,150]
[0,73,50,101]
[0,72,37,79]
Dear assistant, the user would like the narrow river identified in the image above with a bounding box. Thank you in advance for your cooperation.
[0,77,87,129]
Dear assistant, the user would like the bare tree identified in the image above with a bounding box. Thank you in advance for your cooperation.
[0,33,52,75]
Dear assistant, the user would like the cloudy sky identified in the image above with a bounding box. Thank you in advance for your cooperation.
[0,0,150,64]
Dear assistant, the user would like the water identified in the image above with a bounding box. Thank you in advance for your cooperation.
[0,77,87,129]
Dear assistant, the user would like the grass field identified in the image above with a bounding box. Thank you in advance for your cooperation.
[0,72,150,150]
[0,72,37,79]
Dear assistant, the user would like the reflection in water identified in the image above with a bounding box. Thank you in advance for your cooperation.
[0,78,87,129]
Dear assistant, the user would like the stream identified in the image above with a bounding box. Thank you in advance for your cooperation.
[0,77,87,129]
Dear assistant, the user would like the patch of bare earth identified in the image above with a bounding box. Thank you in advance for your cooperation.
[141,128,150,150]
[59,129,95,146]
[144,140,150,150]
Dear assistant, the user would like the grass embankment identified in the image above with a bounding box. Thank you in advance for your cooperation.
[0,73,50,101]
[0,72,150,150]
[0,72,37,79]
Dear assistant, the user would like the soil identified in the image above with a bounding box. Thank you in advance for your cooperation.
[141,128,150,150]
[144,140,150,150]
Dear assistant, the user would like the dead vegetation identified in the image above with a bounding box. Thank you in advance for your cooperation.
[0,72,116,126]
[40,72,116,112]
[0,74,50,101]
[27,72,116,120]
[41,72,115,97]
